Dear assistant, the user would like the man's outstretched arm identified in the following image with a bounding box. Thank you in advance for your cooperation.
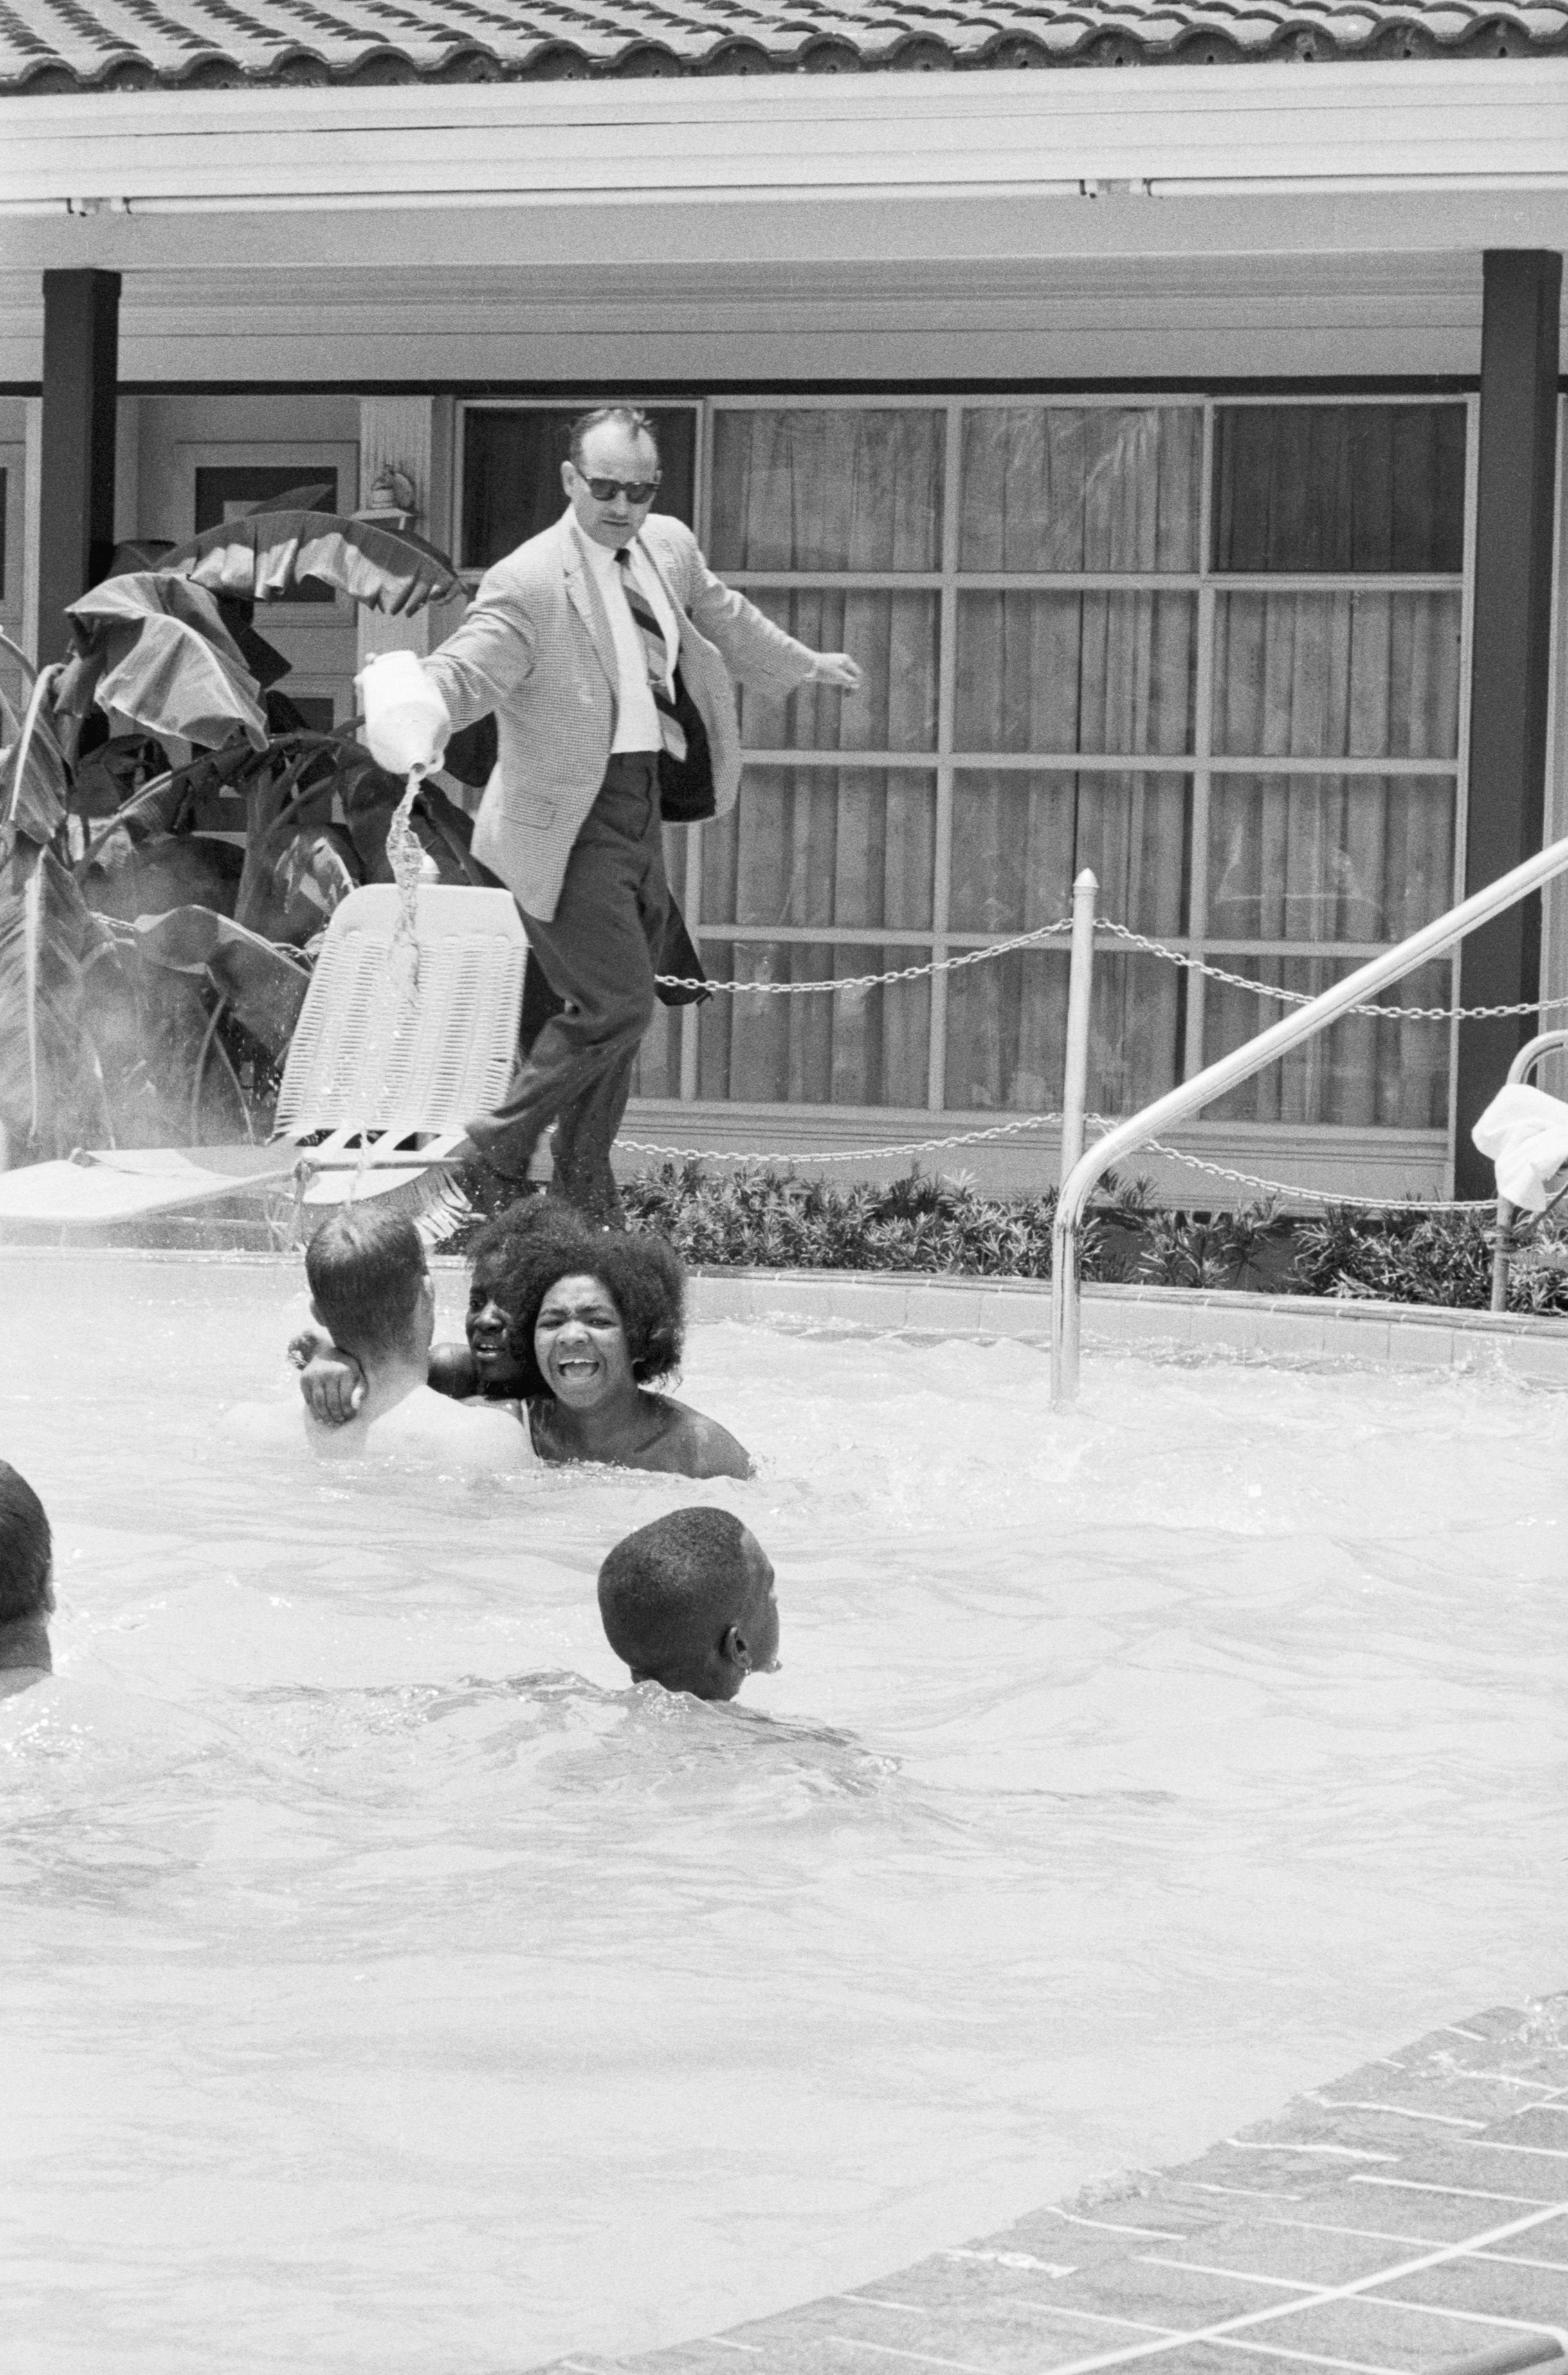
[673,529,862,695]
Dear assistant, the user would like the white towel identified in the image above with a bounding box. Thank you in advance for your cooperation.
[1471,1081,1568,1212]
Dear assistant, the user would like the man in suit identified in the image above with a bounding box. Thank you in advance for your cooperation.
[363,405,861,1225]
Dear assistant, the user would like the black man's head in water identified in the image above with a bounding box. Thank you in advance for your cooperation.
[597,1508,779,1702]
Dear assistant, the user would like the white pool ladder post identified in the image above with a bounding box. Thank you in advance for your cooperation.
[1052,868,1099,1400]
[1489,1025,1568,1311]
[1059,868,1099,1189]
[1049,829,1568,1407]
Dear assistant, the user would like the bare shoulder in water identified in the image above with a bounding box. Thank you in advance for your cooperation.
[228,1388,531,1475]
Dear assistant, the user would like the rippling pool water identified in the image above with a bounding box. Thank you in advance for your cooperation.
[3,1251,1565,2373]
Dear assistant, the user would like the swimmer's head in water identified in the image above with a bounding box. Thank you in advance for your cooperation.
[494,1208,686,1401]
[305,1207,433,1370]
[462,1256,529,1394]
[598,1508,779,1701]
[0,1460,53,1623]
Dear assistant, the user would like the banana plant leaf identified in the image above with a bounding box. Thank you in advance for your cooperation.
[128,904,310,1057]
[0,625,36,688]
[57,575,268,751]
[0,670,71,856]
[160,512,460,616]
[0,841,116,1157]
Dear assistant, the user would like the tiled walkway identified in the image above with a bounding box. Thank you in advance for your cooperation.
[542,1995,1568,2375]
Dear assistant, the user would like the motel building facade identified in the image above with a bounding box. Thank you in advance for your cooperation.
[1,0,1566,1207]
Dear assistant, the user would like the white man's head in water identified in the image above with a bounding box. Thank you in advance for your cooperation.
[597,1508,779,1701]
[0,1460,53,1671]
[561,406,662,553]
[305,1207,433,1376]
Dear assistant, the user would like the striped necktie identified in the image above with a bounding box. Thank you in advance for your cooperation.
[615,546,687,763]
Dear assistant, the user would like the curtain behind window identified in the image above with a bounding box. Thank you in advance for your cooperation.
[952,410,1198,1112]
[709,408,943,572]
[1212,404,1465,574]
[702,411,943,1104]
[1202,405,1464,1126]
[960,405,1201,572]
[1206,591,1459,1125]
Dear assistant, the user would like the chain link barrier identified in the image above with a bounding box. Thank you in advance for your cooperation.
[659,903,1568,1025]
[641,897,1560,1203]
[654,916,1072,996]
[1113,1130,1497,1213]
[1095,918,1568,1024]
[616,1112,1062,1167]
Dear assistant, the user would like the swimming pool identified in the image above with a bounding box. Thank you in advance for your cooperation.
[3,1250,1564,2374]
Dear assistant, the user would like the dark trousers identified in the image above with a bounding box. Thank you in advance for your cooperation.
[465,753,668,1224]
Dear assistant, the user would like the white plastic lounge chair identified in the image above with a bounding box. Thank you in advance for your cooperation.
[0,884,526,1231]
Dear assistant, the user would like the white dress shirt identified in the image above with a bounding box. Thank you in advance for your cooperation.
[574,524,681,755]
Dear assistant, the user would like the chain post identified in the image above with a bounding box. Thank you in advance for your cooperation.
[1051,870,1099,1406]
[1059,869,1098,1194]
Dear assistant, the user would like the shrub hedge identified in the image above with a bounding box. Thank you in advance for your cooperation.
[455,1159,1568,1312]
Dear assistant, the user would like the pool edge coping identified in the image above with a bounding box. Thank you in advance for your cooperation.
[6,1247,1568,1384]
[531,1988,1568,2375]
[689,1269,1568,1386]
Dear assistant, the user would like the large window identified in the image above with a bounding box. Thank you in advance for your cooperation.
[462,395,1471,1123]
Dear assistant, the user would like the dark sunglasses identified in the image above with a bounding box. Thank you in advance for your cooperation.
[579,473,661,505]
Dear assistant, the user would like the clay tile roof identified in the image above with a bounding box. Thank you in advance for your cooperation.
[0,0,1563,89]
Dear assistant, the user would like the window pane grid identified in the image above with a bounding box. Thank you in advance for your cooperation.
[673,392,1470,1126]
[1183,399,1216,1083]
[725,571,1464,592]
[703,928,937,946]
[737,750,1461,775]
[929,400,965,1110]
[701,932,1464,955]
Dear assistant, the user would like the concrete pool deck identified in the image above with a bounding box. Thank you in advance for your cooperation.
[541,1993,1568,2375]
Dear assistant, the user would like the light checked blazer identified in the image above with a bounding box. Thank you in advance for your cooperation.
[423,511,821,921]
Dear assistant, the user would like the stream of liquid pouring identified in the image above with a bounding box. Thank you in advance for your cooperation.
[350,770,426,1195]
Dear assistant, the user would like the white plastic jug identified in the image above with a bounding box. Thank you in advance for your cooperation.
[359,649,450,778]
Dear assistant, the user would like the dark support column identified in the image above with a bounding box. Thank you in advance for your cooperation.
[1454,249,1562,1201]
[36,268,121,664]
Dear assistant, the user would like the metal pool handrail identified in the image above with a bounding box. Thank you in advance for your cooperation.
[1050,830,1568,1406]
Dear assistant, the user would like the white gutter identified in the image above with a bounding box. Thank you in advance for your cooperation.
[3,171,1567,218]
[0,60,1563,214]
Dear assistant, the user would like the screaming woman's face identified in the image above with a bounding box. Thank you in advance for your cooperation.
[533,1273,635,1410]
